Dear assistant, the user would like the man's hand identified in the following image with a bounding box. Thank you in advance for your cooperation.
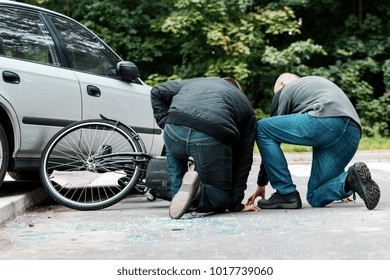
[341,197,353,203]
[245,185,266,206]
[241,204,261,212]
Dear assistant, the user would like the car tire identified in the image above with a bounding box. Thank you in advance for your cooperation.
[8,171,40,181]
[0,124,9,187]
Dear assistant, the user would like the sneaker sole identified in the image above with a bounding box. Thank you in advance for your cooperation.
[353,163,380,210]
[169,171,200,219]
[257,201,302,209]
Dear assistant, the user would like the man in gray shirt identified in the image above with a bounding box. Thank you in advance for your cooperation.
[246,73,380,210]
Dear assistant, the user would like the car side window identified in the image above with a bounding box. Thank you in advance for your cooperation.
[0,6,61,66]
[49,16,119,76]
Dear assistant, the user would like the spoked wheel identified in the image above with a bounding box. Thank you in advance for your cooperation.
[40,119,145,210]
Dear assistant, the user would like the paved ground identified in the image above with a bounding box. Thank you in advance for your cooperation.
[0,150,389,261]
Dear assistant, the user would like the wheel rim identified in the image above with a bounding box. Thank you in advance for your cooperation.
[41,122,142,210]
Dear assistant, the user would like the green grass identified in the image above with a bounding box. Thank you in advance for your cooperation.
[358,136,390,150]
[253,136,390,153]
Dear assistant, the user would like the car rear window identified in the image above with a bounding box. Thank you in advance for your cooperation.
[49,15,119,76]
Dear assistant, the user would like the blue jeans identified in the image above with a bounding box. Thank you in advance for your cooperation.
[163,123,232,212]
[256,114,361,207]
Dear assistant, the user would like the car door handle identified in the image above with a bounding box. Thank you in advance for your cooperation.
[87,85,101,97]
[2,71,20,84]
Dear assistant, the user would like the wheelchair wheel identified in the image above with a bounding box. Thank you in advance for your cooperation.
[40,119,145,210]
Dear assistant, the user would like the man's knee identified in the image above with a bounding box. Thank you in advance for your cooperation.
[306,193,326,207]
[256,119,268,135]
[257,119,266,128]
[198,185,230,212]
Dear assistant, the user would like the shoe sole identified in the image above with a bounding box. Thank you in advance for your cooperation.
[169,171,200,219]
[353,162,380,210]
[257,201,302,209]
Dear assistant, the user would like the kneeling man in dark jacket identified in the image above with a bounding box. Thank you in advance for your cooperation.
[151,77,259,219]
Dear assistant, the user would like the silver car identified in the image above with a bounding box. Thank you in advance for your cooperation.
[0,1,164,186]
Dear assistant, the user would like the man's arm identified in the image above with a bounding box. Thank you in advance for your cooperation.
[150,80,185,128]
[276,93,291,116]
[228,114,257,212]
[257,162,268,186]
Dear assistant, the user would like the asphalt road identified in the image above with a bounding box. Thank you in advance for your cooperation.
[0,150,389,262]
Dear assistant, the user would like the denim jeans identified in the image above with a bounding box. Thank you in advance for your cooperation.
[163,123,232,212]
[256,114,361,207]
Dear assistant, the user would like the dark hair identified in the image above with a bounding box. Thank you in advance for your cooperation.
[223,77,241,90]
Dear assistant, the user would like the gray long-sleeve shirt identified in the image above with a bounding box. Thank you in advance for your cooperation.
[274,76,361,128]
[257,76,362,186]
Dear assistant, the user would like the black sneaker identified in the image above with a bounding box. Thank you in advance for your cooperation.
[169,171,200,219]
[347,162,380,210]
[257,191,302,209]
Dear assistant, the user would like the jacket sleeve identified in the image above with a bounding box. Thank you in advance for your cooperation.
[150,80,185,128]
[257,162,268,186]
[228,113,257,212]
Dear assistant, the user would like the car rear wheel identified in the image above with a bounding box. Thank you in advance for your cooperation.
[0,124,9,187]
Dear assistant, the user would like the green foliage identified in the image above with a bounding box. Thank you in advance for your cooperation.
[383,59,390,90]
[357,95,390,137]
[261,39,326,68]
[145,73,182,87]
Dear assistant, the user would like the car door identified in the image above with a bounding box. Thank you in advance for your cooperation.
[47,14,158,154]
[75,72,156,154]
[0,5,82,158]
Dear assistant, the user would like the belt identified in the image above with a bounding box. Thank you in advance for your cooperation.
[341,117,360,129]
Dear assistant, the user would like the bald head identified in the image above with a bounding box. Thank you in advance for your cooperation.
[273,73,300,93]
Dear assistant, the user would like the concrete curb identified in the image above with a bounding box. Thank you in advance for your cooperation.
[0,187,48,226]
